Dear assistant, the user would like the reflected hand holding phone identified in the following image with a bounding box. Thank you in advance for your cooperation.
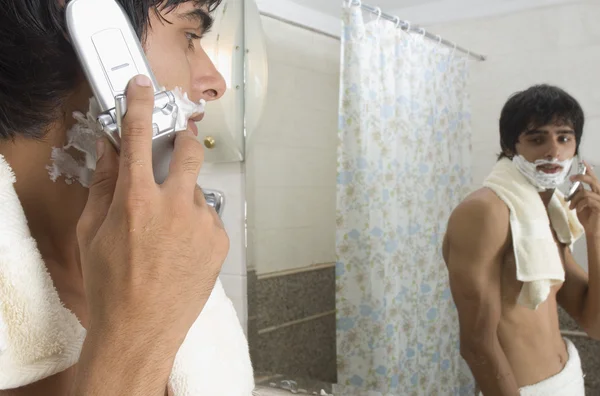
[563,159,587,202]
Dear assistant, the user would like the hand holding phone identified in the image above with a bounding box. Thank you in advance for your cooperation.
[566,161,587,201]
[74,76,229,395]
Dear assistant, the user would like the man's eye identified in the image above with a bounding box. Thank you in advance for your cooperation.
[185,32,202,49]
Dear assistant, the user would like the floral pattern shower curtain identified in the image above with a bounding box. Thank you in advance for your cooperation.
[335,4,475,395]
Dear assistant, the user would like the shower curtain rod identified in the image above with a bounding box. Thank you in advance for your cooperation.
[350,0,487,61]
[260,12,341,41]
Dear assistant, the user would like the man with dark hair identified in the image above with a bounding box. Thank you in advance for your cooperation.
[0,1,254,395]
[443,84,600,395]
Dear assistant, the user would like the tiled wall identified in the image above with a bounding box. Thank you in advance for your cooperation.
[198,162,248,332]
[248,266,337,387]
[245,15,340,276]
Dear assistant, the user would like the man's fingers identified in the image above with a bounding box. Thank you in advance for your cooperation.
[165,130,205,194]
[569,187,586,210]
[571,174,600,194]
[584,161,597,178]
[78,138,119,245]
[569,188,600,210]
[118,75,156,186]
[575,196,600,213]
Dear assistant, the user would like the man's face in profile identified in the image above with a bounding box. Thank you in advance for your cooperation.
[144,2,226,105]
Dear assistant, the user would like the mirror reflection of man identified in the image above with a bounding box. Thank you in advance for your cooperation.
[443,84,600,396]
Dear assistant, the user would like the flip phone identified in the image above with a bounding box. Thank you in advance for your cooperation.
[566,161,587,201]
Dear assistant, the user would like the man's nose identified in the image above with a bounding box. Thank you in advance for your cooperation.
[545,140,561,160]
[192,50,227,102]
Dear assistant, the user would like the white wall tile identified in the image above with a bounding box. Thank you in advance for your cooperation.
[199,167,247,277]
[250,146,335,187]
[253,227,315,274]
[197,161,246,320]
[219,274,248,334]
[220,273,248,300]
[579,117,600,165]
[253,187,316,229]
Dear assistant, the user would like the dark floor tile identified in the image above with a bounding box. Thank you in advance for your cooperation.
[249,313,337,384]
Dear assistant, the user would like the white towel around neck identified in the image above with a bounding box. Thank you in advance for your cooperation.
[483,158,584,310]
[0,154,254,394]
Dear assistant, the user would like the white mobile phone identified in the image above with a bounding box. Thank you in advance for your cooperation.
[566,161,587,201]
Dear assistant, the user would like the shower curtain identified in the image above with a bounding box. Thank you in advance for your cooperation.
[335,4,475,395]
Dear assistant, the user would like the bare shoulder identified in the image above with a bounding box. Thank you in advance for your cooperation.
[443,187,510,265]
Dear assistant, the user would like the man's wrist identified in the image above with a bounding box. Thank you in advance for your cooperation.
[72,325,177,396]
[88,324,178,370]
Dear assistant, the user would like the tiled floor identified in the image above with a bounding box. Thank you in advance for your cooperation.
[254,374,333,395]
[248,266,337,384]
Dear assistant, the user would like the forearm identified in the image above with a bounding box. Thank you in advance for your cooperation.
[462,338,520,396]
[71,328,176,396]
[582,235,600,336]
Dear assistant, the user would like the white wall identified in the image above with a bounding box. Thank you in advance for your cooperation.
[198,163,249,330]
[388,0,579,26]
[428,0,600,269]
[256,0,341,38]
[245,15,341,276]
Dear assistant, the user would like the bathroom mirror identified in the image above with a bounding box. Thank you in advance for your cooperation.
[245,9,340,394]
[245,1,600,395]
[200,0,268,163]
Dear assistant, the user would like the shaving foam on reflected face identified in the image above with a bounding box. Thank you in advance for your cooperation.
[512,155,574,191]
[48,87,204,187]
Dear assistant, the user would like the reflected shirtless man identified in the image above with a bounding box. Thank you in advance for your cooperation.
[443,85,600,396]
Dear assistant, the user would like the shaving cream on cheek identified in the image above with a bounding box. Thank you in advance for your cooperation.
[170,86,206,132]
[512,155,574,191]
[47,87,204,187]
[46,98,104,187]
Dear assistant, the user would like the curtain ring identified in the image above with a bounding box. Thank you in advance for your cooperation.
[419,27,427,37]
[374,7,382,22]
[393,16,401,28]
[433,35,442,54]
[405,21,412,32]
[350,0,362,7]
